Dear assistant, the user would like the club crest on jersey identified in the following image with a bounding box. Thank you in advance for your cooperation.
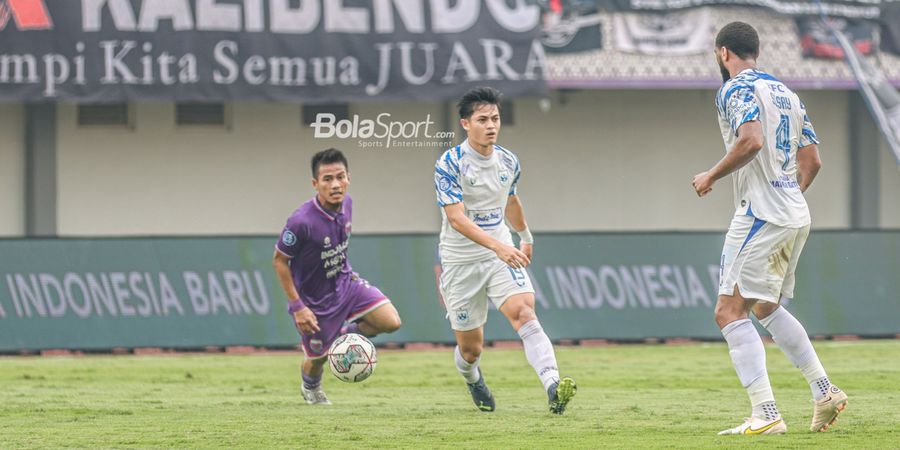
[437,175,452,192]
[499,170,510,184]
[310,339,324,353]
[345,222,352,235]
[323,236,332,248]
[456,309,469,323]
[282,230,297,246]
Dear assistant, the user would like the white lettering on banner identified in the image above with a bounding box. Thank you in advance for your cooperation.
[0,270,268,320]
[536,264,718,311]
[374,0,425,34]
[137,0,194,31]
[213,40,358,88]
[441,41,481,84]
[81,0,536,34]
[196,0,242,32]
[270,0,320,34]
[367,39,543,96]
[3,36,539,98]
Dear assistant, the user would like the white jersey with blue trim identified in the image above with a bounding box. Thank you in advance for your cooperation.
[434,140,521,264]
[716,68,819,228]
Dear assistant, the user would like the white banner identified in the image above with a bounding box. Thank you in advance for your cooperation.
[612,8,712,55]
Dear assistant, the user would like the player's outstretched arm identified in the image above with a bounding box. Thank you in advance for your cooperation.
[797,144,822,193]
[693,120,764,197]
[443,203,530,269]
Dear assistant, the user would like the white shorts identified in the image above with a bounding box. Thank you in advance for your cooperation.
[440,258,535,332]
[718,215,810,303]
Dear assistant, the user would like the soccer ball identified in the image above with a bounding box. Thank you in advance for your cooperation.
[327,333,377,383]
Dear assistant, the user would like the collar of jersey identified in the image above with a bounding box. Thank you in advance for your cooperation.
[312,195,342,221]
[463,139,495,161]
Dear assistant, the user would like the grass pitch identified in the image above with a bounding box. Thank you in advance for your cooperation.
[1,340,898,449]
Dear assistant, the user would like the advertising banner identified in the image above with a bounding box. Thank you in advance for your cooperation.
[0,0,546,102]
[1,231,897,351]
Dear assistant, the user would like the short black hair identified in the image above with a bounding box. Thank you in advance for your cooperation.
[458,87,503,119]
[311,148,348,179]
[715,22,760,60]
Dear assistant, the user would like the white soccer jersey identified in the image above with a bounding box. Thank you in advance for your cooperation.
[434,140,521,265]
[716,68,820,228]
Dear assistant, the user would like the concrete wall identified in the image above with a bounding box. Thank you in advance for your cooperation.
[0,103,24,236]
[500,89,851,231]
[42,89,892,235]
[55,102,445,236]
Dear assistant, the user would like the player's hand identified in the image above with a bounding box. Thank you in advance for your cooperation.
[293,307,320,335]
[496,244,530,269]
[520,243,533,261]
[692,171,714,197]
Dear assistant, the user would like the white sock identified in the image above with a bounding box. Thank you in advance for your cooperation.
[454,345,481,384]
[759,306,830,400]
[517,320,560,392]
[722,318,779,420]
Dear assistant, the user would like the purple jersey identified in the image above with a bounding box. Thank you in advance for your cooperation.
[276,195,355,316]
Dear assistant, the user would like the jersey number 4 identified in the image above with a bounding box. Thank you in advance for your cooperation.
[776,114,791,171]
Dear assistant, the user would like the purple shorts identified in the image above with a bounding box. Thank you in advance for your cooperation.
[299,275,389,359]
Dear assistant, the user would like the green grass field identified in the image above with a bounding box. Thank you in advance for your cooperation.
[1,340,898,449]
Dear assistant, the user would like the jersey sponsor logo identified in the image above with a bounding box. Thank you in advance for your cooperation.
[282,230,297,246]
[769,175,800,189]
[468,208,503,228]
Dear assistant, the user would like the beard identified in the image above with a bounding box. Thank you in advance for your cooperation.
[719,63,731,83]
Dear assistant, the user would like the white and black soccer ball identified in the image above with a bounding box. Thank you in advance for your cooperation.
[327,333,377,383]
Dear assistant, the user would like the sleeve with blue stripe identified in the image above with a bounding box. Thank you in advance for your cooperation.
[435,149,463,207]
[509,155,521,196]
[723,84,760,136]
[798,101,820,147]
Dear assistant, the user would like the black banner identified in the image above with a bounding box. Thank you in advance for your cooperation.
[797,17,875,59]
[596,0,890,19]
[882,2,900,55]
[540,0,604,54]
[0,0,547,102]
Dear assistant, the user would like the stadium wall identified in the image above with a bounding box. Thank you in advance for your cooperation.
[54,102,446,236]
[50,90,863,236]
[0,103,24,237]
[502,90,851,231]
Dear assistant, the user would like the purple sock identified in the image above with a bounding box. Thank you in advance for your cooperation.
[302,373,321,390]
[341,322,361,335]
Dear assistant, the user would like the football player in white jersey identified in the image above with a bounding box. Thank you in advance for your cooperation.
[434,87,576,414]
[692,22,847,436]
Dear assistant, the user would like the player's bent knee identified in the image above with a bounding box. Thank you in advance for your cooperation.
[380,315,401,333]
